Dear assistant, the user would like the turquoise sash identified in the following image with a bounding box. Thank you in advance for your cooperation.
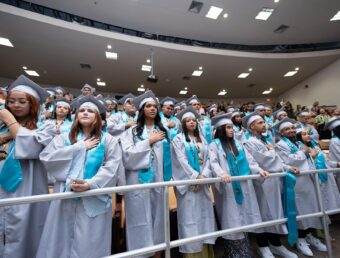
[120,111,137,123]
[60,119,73,134]
[282,137,299,153]
[65,132,109,217]
[298,140,328,183]
[203,116,212,144]
[182,133,201,173]
[282,171,298,246]
[213,138,251,205]
[0,128,23,192]
[159,112,178,140]
[136,125,172,183]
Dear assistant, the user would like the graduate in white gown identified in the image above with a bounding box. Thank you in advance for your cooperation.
[275,118,327,257]
[171,107,216,257]
[325,117,340,189]
[242,113,298,258]
[37,95,123,258]
[120,91,171,258]
[209,113,266,258]
[0,75,53,258]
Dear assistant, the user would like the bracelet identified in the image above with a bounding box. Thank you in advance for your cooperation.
[7,121,18,127]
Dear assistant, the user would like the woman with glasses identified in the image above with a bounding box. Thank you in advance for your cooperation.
[0,75,53,258]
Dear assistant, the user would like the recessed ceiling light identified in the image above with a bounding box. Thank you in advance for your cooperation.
[262,90,271,95]
[179,90,188,95]
[97,78,101,81]
[248,68,253,72]
[192,70,203,76]
[295,67,300,71]
[274,0,279,3]
[22,66,27,70]
[141,65,152,72]
[205,6,223,19]
[218,90,227,96]
[330,11,340,21]
[0,37,14,47]
[24,70,39,77]
[255,8,274,21]
[97,81,106,86]
[269,88,273,91]
[238,73,250,78]
[199,66,203,70]
[146,59,150,63]
[223,13,228,18]
[284,71,298,77]
[138,87,145,92]
[107,45,112,49]
[184,87,188,90]
[105,51,118,60]
[140,84,144,88]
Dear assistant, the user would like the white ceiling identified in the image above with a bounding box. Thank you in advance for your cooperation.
[29,0,340,45]
[0,2,340,99]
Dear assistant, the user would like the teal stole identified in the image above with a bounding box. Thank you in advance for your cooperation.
[65,132,109,217]
[59,119,73,134]
[120,111,137,123]
[159,112,178,140]
[281,137,299,245]
[0,128,23,192]
[182,133,201,173]
[213,138,251,205]
[198,116,212,144]
[136,125,172,183]
[297,140,328,183]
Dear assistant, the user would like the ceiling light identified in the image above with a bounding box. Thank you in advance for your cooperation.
[274,0,279,3]
[295,67,300,71]
[205,6,223,19]
[107,45,112,49]
[284,71,298,77]
[141,65,152,72]
[97,78,101,81]
[269,88,273,91]
[184,87,188,90]
[262,90,271,95]
[179,90,188,95]
[238,73,250,78]
[255,8,274,21]
[24,70,39,77]
[330,11,340,21]
[22,66,27,70]
[248,68,253,72]
[218,90,227,96]
[105,51,118,60]
[192,70,203,76]
[0,37,14,47]
[199,66,203,70]
[146,59,150,63]
[138,87,145,92]
[97,81,106,86]
[223,13,228,18]
[140,84,144,88]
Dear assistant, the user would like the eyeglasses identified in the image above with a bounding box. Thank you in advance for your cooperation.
[7,99,29,106]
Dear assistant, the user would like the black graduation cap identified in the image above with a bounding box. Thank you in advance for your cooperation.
[9,74,49,104]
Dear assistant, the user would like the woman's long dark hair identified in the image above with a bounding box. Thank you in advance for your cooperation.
[214,125,238,156]
[296,132,312,147]
[333,125,340,138]
[231,116,242,130]
[181,118,201,143]
[134,103,169,141]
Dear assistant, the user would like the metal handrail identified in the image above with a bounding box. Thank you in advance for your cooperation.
[1,168,340,258]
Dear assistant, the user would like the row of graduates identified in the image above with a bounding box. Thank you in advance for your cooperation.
[1,75,340,258]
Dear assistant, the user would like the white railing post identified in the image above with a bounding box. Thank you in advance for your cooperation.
[313,172,333,258]
[163,186,171,258]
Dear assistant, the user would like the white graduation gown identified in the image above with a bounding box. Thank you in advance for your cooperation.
[276,139,323,230]
[120,126,166,258]
[0,127,53,258]
[209,140,263,240]
[171,134,216,253]
[37,133,122,258]
[329,138,340,189]
[243,136,288,234]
